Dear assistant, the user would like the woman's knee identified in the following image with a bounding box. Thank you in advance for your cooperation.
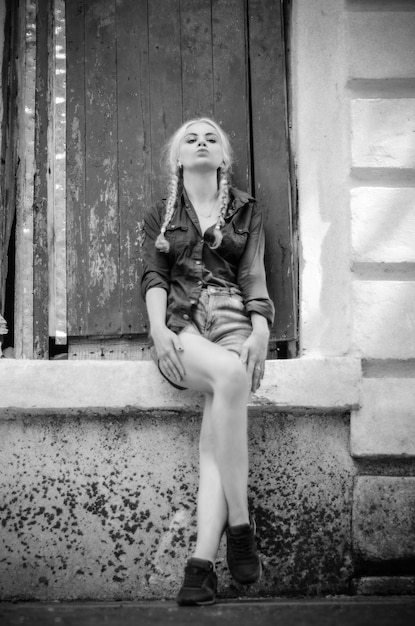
[214,355,249,396]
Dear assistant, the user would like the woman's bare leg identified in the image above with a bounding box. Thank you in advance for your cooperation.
[193,393,228,562]
[170,332,251,532]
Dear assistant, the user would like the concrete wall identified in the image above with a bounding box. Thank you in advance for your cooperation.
[0,408,355,601]
[0,358,360,600]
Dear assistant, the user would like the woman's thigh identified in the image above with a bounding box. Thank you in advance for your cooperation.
[167,331,249,395]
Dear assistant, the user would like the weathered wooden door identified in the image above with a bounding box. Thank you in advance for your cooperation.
[66,0,295,356]
[0,0,19,344]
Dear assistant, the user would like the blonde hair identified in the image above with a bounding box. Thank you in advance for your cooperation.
[155,117,234,252]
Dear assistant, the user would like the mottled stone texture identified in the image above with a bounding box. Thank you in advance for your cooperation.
[353,477,415,562]
[0,410,355,600]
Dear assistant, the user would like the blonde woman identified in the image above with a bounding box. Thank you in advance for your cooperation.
[141,118,274,605]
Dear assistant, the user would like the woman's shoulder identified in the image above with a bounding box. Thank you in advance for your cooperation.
[230,187,256,207]
[144,198,166,217]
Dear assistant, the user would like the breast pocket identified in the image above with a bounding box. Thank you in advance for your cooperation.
[165,222,189,255]
[231,221,249,253]
[219,221,249,263]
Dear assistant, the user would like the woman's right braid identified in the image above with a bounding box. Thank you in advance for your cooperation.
[155,169,180,253]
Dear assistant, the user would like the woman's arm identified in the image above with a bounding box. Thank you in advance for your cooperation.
[236,202,275,326]
[146,287,185,383]
[237,202,274,392]
[141,203,171,300]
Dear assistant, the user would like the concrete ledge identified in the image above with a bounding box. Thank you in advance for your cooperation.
[0,357,361,412]
[352,577,415,596]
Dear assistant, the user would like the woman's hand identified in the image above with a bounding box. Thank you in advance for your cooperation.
[240,313,270,392]
[151,325,185,383]
[240,330,269,392]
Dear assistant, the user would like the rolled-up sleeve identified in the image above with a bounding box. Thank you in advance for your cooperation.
[237,202,275,326]
[140,203,171,300]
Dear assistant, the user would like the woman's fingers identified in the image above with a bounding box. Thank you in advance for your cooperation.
[161,356,182,382]
[252,365,260,392]
[153,329,186,382]
[250,360,265,392]
[240,345,249,366]
[161,344,185,381]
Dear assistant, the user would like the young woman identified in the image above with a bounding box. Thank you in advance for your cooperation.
[141,117,274,606]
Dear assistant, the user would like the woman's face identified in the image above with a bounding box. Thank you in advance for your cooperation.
[178,122,224,173]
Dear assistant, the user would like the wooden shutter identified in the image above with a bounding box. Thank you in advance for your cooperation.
[66,0,296,352]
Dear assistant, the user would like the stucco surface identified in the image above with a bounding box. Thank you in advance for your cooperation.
[351,187,415,263]
[0,410,355,600]
[351,98,415,169]
[352,281,415,359]
[347,11,415,79]
[351,378,415,457]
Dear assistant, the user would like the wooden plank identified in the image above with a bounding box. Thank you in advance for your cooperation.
[84,0,120,334]
[66,0,88,336]
[212,0,250,191]
[51,0,67,345]
[68,335,152,361]
[248,0,296,341]
[33,0,51,358]
[116,0,151,334]
[148,0,183,205]
[180,0,214,120]
[14,0,37,359]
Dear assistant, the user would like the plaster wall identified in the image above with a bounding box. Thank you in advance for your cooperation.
[291,0,351,358]
[290,0,415,593]
[345,2,415,459]
[291,0,415,454]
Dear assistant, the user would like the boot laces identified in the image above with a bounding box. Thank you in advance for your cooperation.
[230,529,255,558]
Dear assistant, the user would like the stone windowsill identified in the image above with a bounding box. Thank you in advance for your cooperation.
[0,357,361,413]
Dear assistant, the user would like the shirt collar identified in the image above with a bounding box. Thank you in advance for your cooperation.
[180,186,253,216]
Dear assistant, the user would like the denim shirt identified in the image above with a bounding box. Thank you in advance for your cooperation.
[141,187,275,332]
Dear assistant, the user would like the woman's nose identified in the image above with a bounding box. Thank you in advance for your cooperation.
[198,138,207,146]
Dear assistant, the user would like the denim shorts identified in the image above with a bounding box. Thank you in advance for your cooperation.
[183,285,252,352]
[154,285,253,390]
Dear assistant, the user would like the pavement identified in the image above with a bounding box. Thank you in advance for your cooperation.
[1,598,415,626]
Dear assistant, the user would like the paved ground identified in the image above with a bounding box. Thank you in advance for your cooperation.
[1,598,415,626]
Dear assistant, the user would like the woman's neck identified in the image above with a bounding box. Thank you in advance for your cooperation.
[183,170,218,205]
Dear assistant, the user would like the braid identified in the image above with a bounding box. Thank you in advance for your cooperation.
[210,167,231,250]
[155,169,181,253]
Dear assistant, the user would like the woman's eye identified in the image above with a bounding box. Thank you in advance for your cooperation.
[208,139,217,143]
[187,138,196,143]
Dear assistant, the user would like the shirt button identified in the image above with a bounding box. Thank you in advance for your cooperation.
[190,299,196,305]
[195,260,201,265]
[183,314,190,321]
[197,280,202,285]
